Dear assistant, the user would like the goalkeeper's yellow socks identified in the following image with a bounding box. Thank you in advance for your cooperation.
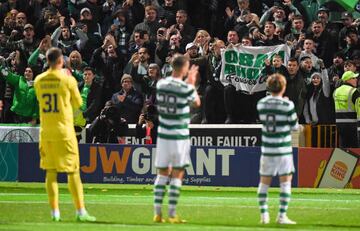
[67,171,85,210]
[45,170,60,221]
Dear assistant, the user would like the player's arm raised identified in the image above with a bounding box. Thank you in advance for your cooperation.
[186,65,201,108]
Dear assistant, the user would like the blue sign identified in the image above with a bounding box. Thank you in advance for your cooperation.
[17,143,298,187]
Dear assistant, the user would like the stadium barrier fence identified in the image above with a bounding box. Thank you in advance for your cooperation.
[1,143,359,188]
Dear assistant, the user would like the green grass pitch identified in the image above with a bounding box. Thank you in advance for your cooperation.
[0,183,360,231]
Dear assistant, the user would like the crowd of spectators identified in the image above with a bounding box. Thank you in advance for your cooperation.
[0,0,359,142]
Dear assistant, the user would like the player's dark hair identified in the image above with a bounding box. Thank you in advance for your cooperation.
[46,47,63,67]
[267,73,286,94]
[171,54,189,72]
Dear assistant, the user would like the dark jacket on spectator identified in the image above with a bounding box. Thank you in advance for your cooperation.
[254,36,283,46]
[310,31,336,68]
[284,71,307,117]
[111,87,144,124]
[90,46,126,101]
[342,42,360,61]
[78,79,103,123]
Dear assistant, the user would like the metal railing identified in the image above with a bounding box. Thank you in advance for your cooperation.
[304,124,338,148]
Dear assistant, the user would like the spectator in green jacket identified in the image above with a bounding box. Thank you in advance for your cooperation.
[0,65,39,124]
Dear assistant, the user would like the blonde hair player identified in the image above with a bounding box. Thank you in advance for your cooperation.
[34,47,96,222]
[256,73,299,224]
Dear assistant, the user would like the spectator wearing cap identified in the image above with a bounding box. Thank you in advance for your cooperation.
[7,23,38,60]
[169,9,195,46]
[316,6,340,39]
[342,28,360,61]
[184,42,208,123]
[309,20,336,68]
[80,7,102,38]
[333,71,360,148]
[111,74,144,124]
[51,16,88,57]
[254,21,283,46]
[327,52,345,88]
[79,7,103,62]
[109,8,132,59]
[186,42,208,95]
[132,5,161,43]
[338,12,354,50]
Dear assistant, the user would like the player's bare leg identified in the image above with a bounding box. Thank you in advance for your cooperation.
[258,176,272,224]
[67,171,96,222]
[167,169,186,224]
[153,168,170,223]
[45,170,60,221]
[277,175,296,224]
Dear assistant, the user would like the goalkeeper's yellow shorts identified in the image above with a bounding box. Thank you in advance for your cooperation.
[39,138,79,173]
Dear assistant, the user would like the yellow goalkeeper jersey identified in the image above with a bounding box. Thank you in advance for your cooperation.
[34,68,82,141]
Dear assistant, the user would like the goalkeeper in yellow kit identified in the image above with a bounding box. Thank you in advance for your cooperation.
[34,47,96,222]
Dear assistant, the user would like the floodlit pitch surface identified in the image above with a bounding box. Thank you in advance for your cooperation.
[0,183,359,231]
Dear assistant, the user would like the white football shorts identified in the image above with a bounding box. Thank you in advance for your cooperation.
[155,138,191,169]
[259,155,295,177]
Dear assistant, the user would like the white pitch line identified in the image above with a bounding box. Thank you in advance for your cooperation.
[0,200,355,210]
[0,222,301,231]
[0,193,359,203]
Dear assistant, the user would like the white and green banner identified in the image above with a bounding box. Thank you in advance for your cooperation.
[220,44,291,94]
